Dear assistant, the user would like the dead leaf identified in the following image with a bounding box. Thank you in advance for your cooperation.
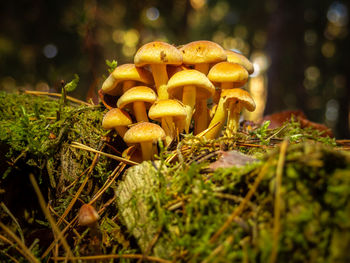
[209,151,257,170]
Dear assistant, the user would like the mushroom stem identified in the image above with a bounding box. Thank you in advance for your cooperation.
[182,85,196,133]
[115,126,128,138]
[194,99,209,135]
[140,141,155,160]
[175,118,185,135]
[194,63,210,75]
[227,101,242,135]
[202,82,234,139]
[133,101,149,122]
[213,89,221,104]
[221,82,233,89]
[161,116,174,146]
[204,96,227,139]
[122,80,135,93]
[150,64,169,99]
[193,65,211,134]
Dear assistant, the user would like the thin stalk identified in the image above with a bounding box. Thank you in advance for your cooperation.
[71,142,138,165]
[210,160,270,243]
[24,90,92,106]
[1,202,25,243]
[0,232,38,263]
[269,140,288,263]
[41,216,77,259]
[29,174,74,261]
[51,254,172,263]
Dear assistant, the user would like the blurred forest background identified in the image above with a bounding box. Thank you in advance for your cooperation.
[0,0,349,138]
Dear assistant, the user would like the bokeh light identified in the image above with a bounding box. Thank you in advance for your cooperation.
[325,99,339,125]
[43,44,58,59]
[123,29,140,47]
[305,66,320,81]
[190,0,206,10]
[146,7,160,21]
[327,2,348,26]
[112,30,124,44]
[321,41,336,58]
[210,1,229,22]
[304,30,318,46]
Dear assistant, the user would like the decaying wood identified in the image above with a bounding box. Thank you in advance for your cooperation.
[116,161,172,258]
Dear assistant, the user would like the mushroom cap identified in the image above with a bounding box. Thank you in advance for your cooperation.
[148,99,187,121]
[167,69,215,99]
[208,62,249,88]
[78,204,99,226]
[221,88,256,112]
[123,122,166,144]
[102,108,132,130]
[102,64,154,96]
[134,41,183,67]
[101,74,119,95]
[179,40,227,65]
[117,86,157,109]
[225,50,254,74]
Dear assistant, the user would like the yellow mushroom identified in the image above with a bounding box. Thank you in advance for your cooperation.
[123,122,165,160]
[225,49,254,75]
[205,62,249,139]
[179,40,227,74]
[148,99,187,145]
[101,63,154,96]
[117,86,157,123]
[134,41,182,99]
[167,69,215,133]
[102,108,133,138]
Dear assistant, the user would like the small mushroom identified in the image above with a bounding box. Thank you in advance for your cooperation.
[102,108,133,138]
[117,86,157,123]
[134,41,182,99]
[202,89,255,138]
[179,40,227,74]
[78,204,100,227]
[205,62,249,139]
[208,61,249,89]
[78,204,101,253]
[167,69,215,133]
[148,99,187,145]
[123,122,166,160]
[222,88,256,134]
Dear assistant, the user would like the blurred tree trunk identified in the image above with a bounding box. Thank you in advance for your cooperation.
[338,35,350,138]
[84,0,103,104]
[265,0,306,114]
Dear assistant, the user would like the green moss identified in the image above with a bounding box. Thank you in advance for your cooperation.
[119,141,350,262]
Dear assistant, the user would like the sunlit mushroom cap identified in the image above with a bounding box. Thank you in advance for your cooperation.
[134,41,183,67]
[117,86,157,109]
[179,40,227,65]
[225,50,254,74]
[78,204,99,226]
[221,88,256,112]
[208,62,249,88]
[102,108,132,130]
[123,122,166,144]
[167,69,215,99]
[148,99,187,121]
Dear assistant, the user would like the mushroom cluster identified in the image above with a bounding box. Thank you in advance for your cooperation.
[100,40,256,160]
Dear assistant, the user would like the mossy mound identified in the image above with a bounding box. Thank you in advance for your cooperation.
[0,91,349,262]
